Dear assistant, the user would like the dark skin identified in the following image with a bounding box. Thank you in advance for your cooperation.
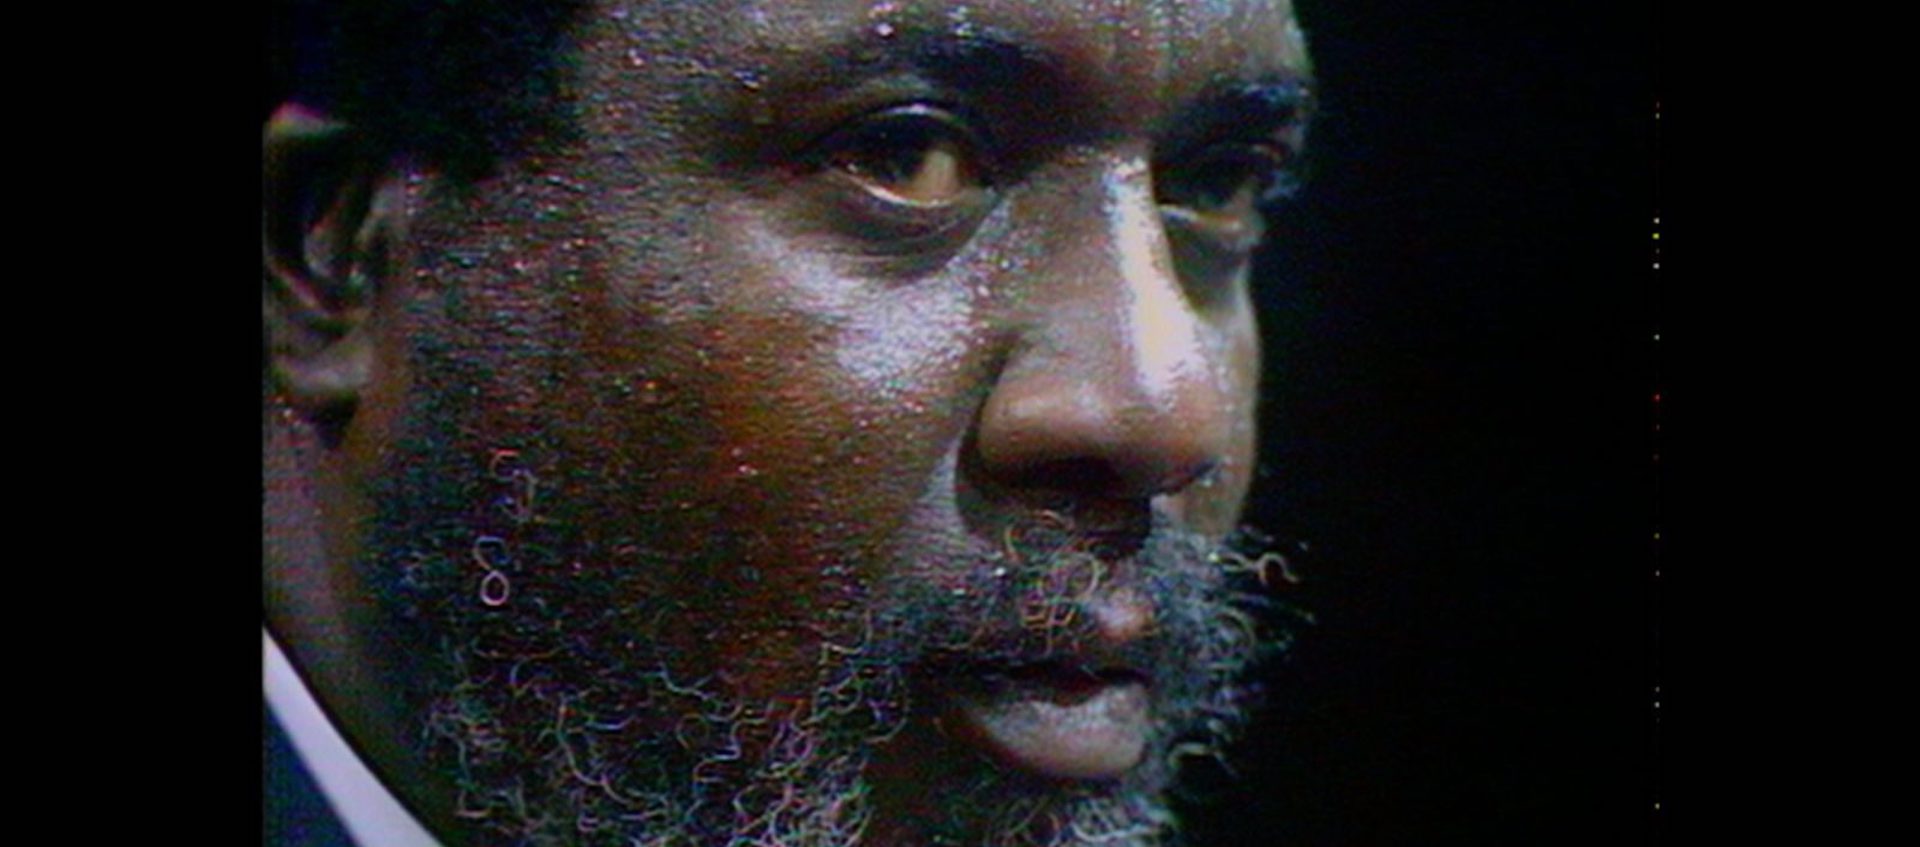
[265,1,1311,843]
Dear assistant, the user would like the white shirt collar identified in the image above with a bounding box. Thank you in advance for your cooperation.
[264,629,445,847]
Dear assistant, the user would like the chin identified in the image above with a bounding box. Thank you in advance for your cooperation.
[376,482,1281,847]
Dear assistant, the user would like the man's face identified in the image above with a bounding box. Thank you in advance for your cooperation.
[312,0,1310,843]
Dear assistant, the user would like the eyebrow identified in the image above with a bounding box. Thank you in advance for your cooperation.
[1156,78,1315,158]
[885,26,1059,92]
[789,21,1080,113]
[753,16,1313,159]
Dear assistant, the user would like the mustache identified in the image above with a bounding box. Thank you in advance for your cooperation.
[385,479,1301,845]
[865,509,1265,671]
[842,509,1293,766]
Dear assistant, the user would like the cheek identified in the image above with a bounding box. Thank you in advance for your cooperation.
[578,202,992,701]
[702,289,980,530]
[1181,307,1262,536]
[701,207,989,518]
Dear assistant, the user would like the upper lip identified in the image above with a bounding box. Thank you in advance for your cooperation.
[922,590,1160,698]
[952,659,1150,706]
[918,504,1173,691]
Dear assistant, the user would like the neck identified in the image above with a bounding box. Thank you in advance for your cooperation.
[265,412,467,846]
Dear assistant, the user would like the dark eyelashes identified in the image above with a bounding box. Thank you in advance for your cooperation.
[802,98,1299,266]
[1158,142,1295,207]
[809,102,992,170]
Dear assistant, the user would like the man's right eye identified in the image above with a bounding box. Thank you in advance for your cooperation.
[817,104,992,209]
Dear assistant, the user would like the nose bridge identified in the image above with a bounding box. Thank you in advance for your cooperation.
[1100,159,1207,412]
[973,155,1232,499]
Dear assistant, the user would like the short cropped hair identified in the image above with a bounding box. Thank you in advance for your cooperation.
[269,0,590,180]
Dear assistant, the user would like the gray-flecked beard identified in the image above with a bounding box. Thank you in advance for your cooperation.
[365,454,1289,847]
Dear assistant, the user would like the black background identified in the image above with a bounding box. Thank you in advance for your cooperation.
[1181,1,1659,844]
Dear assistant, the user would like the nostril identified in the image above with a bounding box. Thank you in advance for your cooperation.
[992,454,1217,503]
[1158,458,1219,497]
[970,332,1233,501]
[1018,457,1126,497]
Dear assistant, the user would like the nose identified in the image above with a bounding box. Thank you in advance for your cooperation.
[972,164,1235,501]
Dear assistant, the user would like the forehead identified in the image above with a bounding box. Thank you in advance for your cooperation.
[587,0,1309,132]
[733,0,1305,85]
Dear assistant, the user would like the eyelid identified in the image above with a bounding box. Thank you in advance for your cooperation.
[790,100,1001,268]
[807,101,998,200]
[1144,137,1297,272]
[1162,203,1264,255]
[1239,141,1301,205]
[1162,140,1295,205]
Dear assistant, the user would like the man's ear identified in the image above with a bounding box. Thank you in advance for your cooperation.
[263,102,405,426]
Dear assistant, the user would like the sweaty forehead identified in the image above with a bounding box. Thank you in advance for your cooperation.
[617,0,1308,127]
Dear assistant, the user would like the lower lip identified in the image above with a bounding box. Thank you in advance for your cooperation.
[945,671,1151,781]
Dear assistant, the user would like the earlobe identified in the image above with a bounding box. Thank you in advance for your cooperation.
[263,102,403,418]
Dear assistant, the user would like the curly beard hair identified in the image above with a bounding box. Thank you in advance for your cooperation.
[363,438,1297,847]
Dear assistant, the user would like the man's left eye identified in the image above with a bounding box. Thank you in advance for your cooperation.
[818,104,991,208]
[1157,143,1296,255]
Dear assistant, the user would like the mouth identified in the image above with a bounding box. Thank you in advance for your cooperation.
[940,662,1153,781]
